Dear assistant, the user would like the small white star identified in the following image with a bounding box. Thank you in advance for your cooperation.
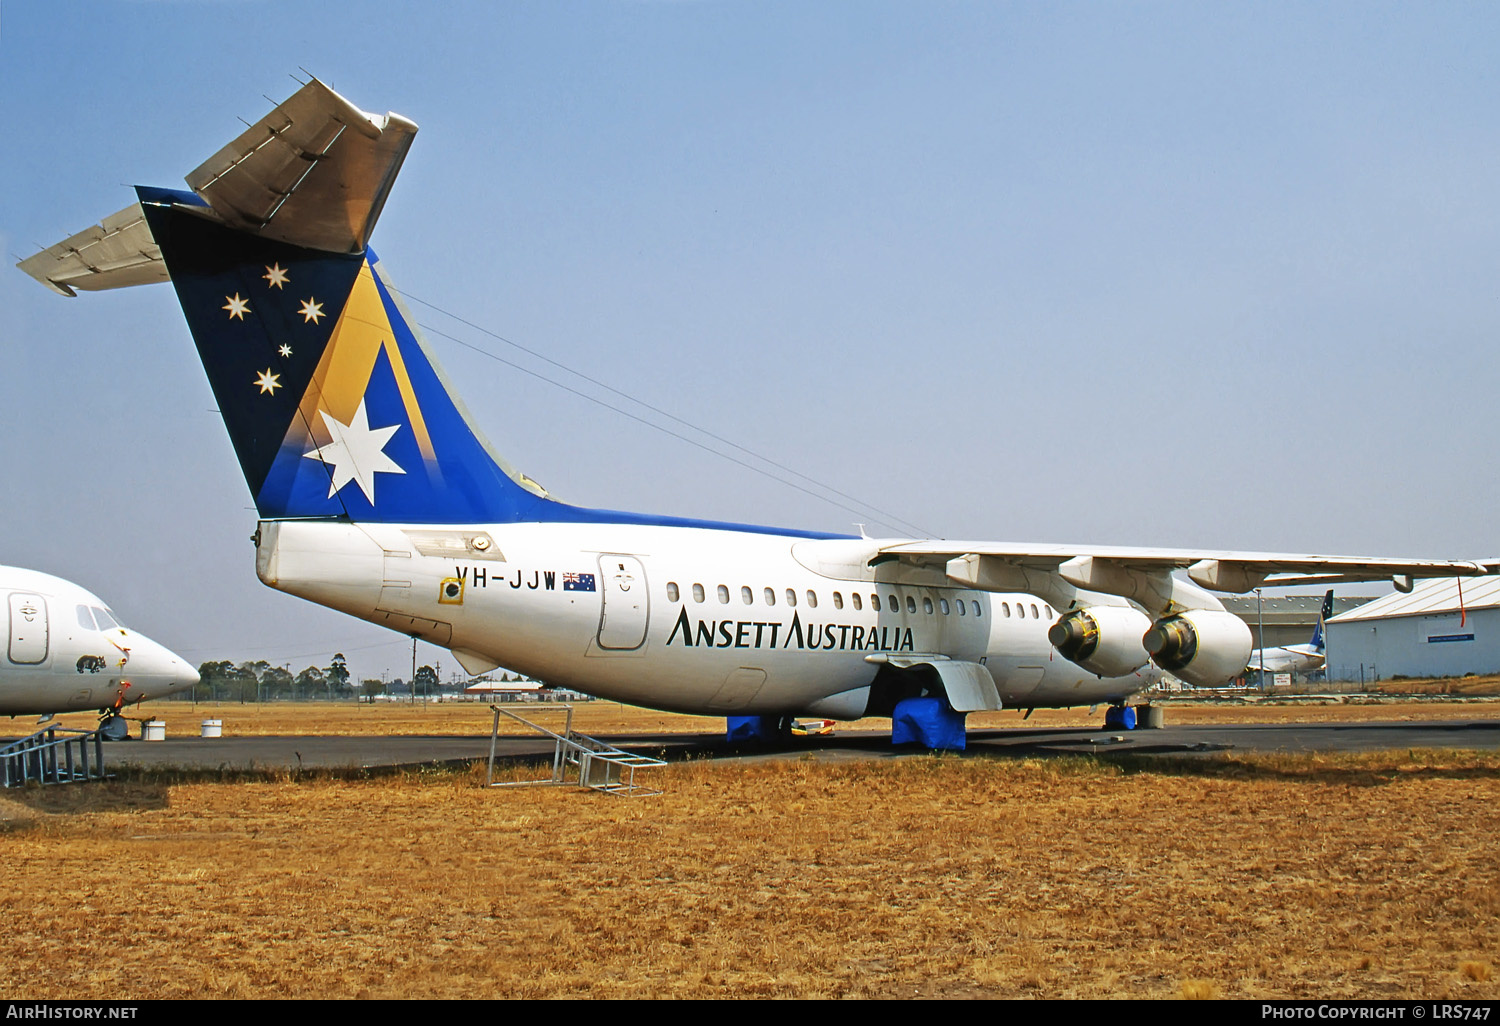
[298,298,325,324]
[254,369,281,395]
[223,294,251,320]
[263,264,289,289]
[278,344,293,357]
[302,399,405,503]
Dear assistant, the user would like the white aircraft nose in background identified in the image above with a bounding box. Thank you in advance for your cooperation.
[0,565,198,724]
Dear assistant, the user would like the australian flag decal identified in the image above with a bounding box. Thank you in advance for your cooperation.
[563,572,597,592]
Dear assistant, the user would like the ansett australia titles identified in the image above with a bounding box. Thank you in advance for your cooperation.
[666,608,916,652]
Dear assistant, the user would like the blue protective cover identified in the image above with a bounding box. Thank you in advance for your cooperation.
[891,696,967,750]
[726,716,782,743]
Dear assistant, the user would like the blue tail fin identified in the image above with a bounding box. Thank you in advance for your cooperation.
[1309,588,1334,651]
[138,187,557,524]
[24,79,847,540]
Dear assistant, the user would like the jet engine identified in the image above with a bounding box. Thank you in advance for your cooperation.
[1141,610,1252,687]
[1047,605,1153,678]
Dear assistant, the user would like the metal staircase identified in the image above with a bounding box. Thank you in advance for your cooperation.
[1,723,109,787]
[485,703,666,797]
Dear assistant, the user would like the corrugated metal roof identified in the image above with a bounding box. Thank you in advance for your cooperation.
[1329,575,1500,622]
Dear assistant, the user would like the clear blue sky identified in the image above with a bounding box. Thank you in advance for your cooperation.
[2,2,1498,681]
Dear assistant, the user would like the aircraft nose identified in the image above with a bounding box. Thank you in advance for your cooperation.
[126,633,199,695]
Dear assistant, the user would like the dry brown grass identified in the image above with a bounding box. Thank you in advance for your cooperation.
[30,696,1500,739]
[3,749,1499,999]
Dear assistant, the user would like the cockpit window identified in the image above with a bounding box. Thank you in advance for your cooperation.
[76,605,97,631]
[91,607,120,630]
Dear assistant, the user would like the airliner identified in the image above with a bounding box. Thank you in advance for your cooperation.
[1247,590,1333,679]
[0,566,199,736]
[18,79,1492,746]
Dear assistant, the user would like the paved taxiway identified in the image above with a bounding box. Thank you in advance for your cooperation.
[82,717,1500,772]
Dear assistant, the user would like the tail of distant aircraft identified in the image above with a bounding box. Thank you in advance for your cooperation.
[1308,588,1334,652]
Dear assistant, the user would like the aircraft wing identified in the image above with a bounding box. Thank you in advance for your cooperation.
[876,539,1496,613]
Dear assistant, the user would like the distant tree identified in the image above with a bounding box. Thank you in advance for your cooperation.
[414,664,438,698]
[327,653,351,698]
[260,665,294,702]
[196,660,236,702]
[360,678,385,701]
[293,665,326,701]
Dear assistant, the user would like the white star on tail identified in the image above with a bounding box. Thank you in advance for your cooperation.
[302,399,405,504]
[223,293,251,320]
[263,264,289,289]
[299,298,325,324]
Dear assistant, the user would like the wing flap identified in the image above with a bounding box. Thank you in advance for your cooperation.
[879,540,1494,593]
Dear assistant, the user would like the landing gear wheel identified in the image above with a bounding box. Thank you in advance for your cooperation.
[99,714,129,741]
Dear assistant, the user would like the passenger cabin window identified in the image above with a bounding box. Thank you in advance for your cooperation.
[872,593,880,610]
[850,593,861,611]
[717,585,730,604]
[906,596,916,614]
[666,582,680,602]
[887,595,898,613]
[1044,604,1053,618]
[692,583,705,603]
[1017,603,1026,619]
[1031,603,1040,618]
[973,602,983,617]
[833,592,844,609]
[785,588,796,607]
[764,587,776,606]
[1002,602,1011,617]
[957,600,966,616]
[940,598,950,615]
[806,590,818,608]
[741,586,753,605]
[923,597,934,614]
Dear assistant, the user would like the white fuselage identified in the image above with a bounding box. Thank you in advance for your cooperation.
[256,519,1160,717]
[0,566,199,718]
[1248,644,1325,676]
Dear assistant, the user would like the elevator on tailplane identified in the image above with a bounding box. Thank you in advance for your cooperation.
[20,78,1495,745]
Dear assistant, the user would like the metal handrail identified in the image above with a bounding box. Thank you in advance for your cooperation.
[485,703,665,797]
[1,724,108,787]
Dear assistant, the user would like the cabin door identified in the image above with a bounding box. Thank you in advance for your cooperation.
[8,593,48,665]
[596,555,649,650]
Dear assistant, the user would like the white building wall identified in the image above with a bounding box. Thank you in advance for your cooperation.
[1326,608,1500,681]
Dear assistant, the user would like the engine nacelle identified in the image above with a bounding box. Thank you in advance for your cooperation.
[1047,605,1153,678]
[1141,610,1253,687]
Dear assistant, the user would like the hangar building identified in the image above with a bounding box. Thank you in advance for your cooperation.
[1219,594,1370,649]
[1324,576,1500,682]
